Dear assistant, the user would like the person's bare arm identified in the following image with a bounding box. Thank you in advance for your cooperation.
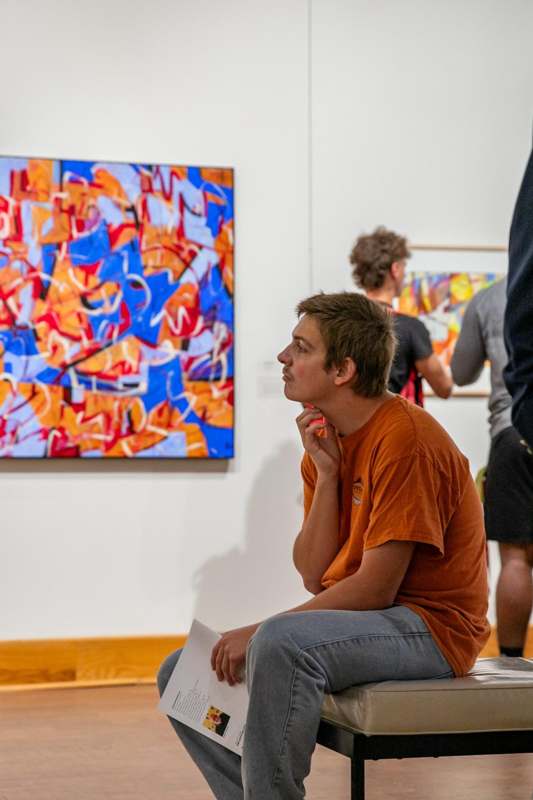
[292,539,415,612]
[212,540,416,684]
[293,474,339,594]
[415,353,453,398]
[292,407,341,594]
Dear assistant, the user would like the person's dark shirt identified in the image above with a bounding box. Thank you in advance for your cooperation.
[504,148,533,447]
[381,305,433,406]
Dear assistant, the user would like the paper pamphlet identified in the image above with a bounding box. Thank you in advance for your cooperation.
[158,619,248,755]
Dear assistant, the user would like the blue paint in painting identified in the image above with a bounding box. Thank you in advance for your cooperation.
[69,221,111,265]
[52,160,60,185]
[187,348,233,382]
[20,201,34,247]
[0,158,28,196]
[41,214,54,237]
[206,202,224,237]
[141,356,184,413]
[10,353,48,381]
[186,167,202,188]
[129,272,179,345]
[0,329,39,358]
[10,436,47,458]
[134,431,187,458]
[199,265,233,327]
[203,181,234,226]
[97,247,129,284]
[27,241,41,268]
[181,180,204,214]
[15,283,34,326]
[61,160,96,182]
[223,186,234,222]
[41,244,58,284]
[184,208,214,247]
[34,366,62,385]
[202,423,234,458]
[97,195,124,226]
[59,160,96,182]
[146,194,172,227]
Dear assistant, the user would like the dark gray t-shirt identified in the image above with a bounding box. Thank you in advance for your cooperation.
[450,279,511,439]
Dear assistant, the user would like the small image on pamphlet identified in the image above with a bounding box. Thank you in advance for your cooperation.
[202,705,231,737]
[158,619,249,755]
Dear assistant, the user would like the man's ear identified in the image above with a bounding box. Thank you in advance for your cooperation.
[390,261,402,280]
[333,357,356,387]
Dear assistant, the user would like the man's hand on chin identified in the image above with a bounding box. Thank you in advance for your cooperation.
[211,623,260,686]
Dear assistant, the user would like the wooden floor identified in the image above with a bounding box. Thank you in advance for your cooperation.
[1,684,532,800]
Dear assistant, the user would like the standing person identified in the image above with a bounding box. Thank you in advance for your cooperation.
[451,279,533,657]
[504,149,533,448]
[350,226,452,404]
[158,292,489,800]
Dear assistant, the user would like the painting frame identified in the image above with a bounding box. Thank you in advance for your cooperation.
[0,153,235,459]
[398,245,507,399]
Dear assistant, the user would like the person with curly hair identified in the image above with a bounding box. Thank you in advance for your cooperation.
[350,226,452,404]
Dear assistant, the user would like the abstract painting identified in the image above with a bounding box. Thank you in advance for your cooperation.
[0,156,234,458]
[397,271,502,368]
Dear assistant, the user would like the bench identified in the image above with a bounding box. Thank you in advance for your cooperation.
[318,657,533,799]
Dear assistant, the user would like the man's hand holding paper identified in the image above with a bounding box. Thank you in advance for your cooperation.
[211,623,259,686]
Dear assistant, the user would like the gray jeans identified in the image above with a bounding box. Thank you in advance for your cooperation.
[157,606,453,799]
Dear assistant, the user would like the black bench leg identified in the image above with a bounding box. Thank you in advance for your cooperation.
[351,753,365,800]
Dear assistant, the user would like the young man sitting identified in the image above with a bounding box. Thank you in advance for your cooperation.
[158,291,489,800]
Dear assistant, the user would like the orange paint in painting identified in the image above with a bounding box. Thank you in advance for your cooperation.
[201,168,233,188]
[397,272,501,368]
[184,380,234,429]
[158,282,201,347]
[76,336,141,381]
[27,159,55,202]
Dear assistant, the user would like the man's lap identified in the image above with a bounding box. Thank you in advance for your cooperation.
[157,606,453,702]
[247,606,453,693]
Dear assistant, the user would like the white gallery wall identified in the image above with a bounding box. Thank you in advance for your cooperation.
[310,0,533,625]
[1,0,532,639]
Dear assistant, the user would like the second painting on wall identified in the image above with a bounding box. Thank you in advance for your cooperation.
[396,248,506,397]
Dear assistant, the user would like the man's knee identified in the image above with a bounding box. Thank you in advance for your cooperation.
[157,648,182,696]
[247,614,300,667]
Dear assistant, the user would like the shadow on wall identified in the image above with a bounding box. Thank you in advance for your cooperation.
[193,439,309,630]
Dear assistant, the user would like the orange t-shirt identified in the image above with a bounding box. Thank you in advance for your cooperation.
[301,395,490,677]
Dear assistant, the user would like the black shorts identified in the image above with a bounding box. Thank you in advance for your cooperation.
[484,425,533,544]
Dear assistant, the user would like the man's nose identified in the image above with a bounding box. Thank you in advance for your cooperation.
[277,347,289,364]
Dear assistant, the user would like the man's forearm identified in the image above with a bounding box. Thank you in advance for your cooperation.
[290,568,394,613]
[291,540,415,612]
[293,475,339,590]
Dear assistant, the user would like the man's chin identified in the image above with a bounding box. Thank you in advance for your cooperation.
[283,383,299,401]
[283,383,310,404]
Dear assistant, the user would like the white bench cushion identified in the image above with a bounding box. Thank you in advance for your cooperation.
[320,657,533,736]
